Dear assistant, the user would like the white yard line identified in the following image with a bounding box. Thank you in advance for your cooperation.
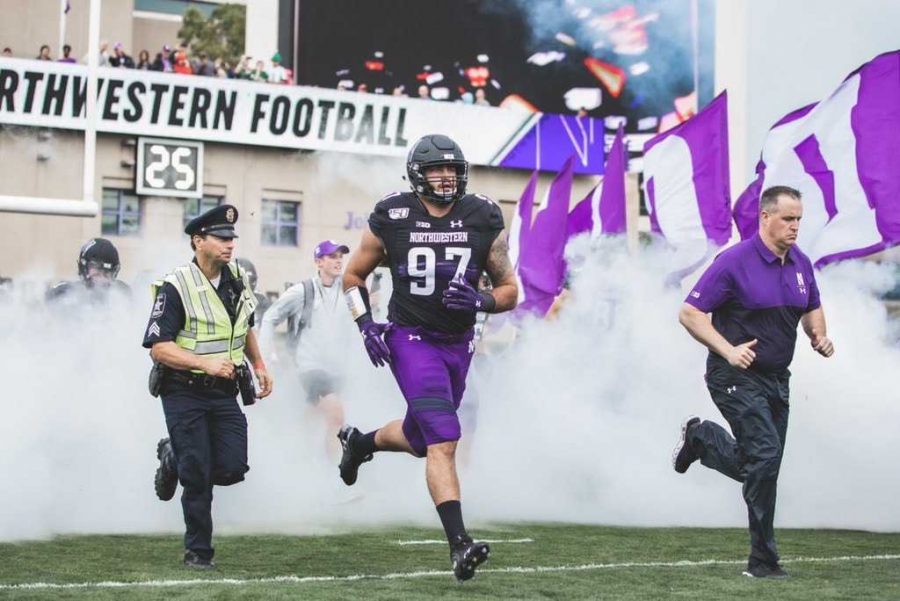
[397,538,535,545]
[1,553,898,590]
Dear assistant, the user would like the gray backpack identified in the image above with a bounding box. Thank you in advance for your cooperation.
[285,278,315,351]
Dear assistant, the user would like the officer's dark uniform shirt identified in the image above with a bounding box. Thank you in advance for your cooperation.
[369,191,504,334]
[142,259,254,350]
[685,233,820,373]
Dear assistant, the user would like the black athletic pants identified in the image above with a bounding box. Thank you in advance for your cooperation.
[688,359,791,567]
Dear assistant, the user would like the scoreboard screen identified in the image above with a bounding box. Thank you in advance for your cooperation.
[136,138,204,199]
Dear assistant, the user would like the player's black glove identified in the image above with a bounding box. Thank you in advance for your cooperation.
[442,277,496,315]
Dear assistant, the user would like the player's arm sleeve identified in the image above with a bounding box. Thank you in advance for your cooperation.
[258,283,305,350]
[368,195,396,241]
[684,257,732,313]
[142,282,186,348]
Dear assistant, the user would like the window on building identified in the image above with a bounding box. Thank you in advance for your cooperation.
[183,195,224,230]
[101,189,142,236]
[261,199,300,246]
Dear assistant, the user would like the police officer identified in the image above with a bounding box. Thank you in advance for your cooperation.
[142,204,273,569]
[339,134,519,581]
[672,186,834,579]
[46,238,131,303]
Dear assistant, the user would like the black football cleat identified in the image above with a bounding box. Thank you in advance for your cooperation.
[450,535,490,582]
[337,426,373,486]
[183,550,215,570]
[672,416,701,474]
[155,438,178,501]
[742,561,789,579]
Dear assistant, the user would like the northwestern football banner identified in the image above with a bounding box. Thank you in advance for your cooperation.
[642,92,731,279]
[732,51,900,267]
[0,58,605,174]
[567,125,627,239]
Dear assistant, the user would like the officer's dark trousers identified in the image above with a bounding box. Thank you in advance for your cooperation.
[687,360,790,567]
[161,388,249,560]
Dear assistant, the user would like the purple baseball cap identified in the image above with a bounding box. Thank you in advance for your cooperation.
[314,240,349,259]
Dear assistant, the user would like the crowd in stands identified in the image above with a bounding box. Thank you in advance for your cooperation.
[2,42,294,85]
[3,43,498,107]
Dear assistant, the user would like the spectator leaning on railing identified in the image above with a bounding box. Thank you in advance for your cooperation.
[58,44,76,64]
[136,49,151,70]
[110,43,134,68]
[151,45,173,72]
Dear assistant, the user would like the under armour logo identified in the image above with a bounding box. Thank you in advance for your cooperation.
[450,220,463,228]
[468,340,476,353]
[408,334,422,341]
[726,386,737,394]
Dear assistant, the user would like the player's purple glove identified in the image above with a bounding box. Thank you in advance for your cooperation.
[358,317,391,367]
[442,277,496,315]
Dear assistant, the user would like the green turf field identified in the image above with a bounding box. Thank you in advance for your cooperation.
[1,524,898,600]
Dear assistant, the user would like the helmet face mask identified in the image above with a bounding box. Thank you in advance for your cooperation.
[407,134,469,204]
[78,238,120,283]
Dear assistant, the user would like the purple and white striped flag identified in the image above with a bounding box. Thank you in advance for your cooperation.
[518,157,575,315]
[642,92,732,277]
[567,125,627,239]
[733,51,900,267]
[508,170,538,271]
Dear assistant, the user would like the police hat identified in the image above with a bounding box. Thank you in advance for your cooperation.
[185,204,239,239]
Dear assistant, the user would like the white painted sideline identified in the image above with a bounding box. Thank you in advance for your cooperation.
[1,554,898,591]
[397,538,535,546]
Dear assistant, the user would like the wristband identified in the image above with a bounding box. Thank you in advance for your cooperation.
[345,285,372,321]
[477,291,497,313]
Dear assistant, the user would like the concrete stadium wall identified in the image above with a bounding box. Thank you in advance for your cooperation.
[0,127,622,296]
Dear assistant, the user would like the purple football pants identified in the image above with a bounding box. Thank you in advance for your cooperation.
[384,324,475,457]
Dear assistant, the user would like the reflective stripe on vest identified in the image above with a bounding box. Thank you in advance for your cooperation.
[150,261,257,372]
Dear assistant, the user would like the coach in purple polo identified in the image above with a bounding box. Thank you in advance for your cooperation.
[671,185,834,579]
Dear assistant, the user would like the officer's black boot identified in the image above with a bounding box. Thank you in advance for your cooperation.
[337,426,373,486]
[450,534,490,582]
[155,438,178,501]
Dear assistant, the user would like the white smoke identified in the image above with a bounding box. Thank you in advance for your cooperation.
[1,232,897,542]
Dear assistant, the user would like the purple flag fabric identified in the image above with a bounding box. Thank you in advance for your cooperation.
[642,91,732,249]
[567,126,627,238]
[732,159,765,240]
[733,51,900,267]
[508,170,539,270]
[518,157,575,315]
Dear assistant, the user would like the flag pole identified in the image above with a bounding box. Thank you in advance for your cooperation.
[84,0,101,207]
[58,0,67,59]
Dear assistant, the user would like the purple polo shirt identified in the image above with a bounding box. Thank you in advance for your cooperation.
[685,233,820,373]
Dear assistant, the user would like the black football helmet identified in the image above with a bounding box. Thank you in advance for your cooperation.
[235,257,258,290]
[406,134,468,204]
[77,238,120,282]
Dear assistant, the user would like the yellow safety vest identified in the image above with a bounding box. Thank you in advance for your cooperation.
[151,261,257,372]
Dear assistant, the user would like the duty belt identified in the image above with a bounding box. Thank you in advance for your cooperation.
[166,369,237,394]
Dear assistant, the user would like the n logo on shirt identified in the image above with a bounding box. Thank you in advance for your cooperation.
[796,272,807,295]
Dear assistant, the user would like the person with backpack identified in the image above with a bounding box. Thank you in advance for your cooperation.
[259,240,353,460]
